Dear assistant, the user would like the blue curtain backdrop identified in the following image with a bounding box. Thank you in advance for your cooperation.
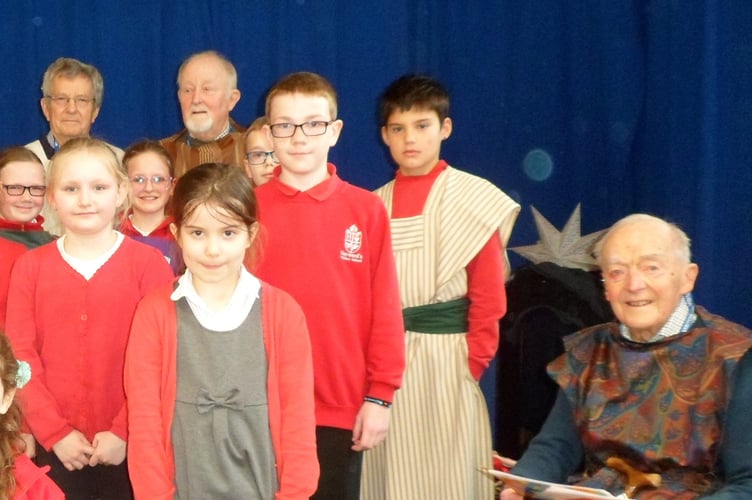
[2,1,751,444]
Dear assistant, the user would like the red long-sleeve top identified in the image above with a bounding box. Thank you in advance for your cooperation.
[254,164,405,430]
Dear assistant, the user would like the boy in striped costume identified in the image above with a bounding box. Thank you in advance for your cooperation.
[362,74,520,500]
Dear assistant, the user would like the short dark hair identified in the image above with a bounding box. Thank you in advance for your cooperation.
[379,74,450,126]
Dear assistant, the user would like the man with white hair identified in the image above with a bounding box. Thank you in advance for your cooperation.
[500,214,752,499]
[160,50,245,178]
[26,57,124,235]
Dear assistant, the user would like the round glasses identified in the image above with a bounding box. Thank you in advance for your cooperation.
[269,121,332,138]
[245,151,277,165]
[2,184,46,197]
[130,176,173,189]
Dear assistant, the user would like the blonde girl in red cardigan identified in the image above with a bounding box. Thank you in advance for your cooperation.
[6,138,173,499]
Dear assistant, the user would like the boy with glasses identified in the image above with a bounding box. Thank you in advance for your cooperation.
[253,72,405,500]
[243,116,278,186]
[361,74,520,500]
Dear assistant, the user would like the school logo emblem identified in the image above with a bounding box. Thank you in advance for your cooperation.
[341,224,364,263]
[344,224,362,253]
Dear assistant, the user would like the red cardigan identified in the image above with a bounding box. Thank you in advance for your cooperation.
[11,453,64,499]
[6,238,174,449]
[124,281,319,500]
[0,238,27,330]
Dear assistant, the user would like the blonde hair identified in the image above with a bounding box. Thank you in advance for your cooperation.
[265,72,338,120]
[243,116,269,142]
[47,136,126,192]
[47,138,128,227]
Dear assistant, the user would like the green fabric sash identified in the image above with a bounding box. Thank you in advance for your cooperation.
[402,297,469,334]
[0,230,55,249]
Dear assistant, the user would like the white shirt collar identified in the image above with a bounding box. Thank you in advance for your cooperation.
[619,293,696,343]
[170,267,261,332]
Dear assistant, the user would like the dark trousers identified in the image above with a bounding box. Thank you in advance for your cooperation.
[34,445,134,500]
[311,426,363,500]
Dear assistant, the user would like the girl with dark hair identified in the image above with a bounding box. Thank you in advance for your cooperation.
[125,163,318,499]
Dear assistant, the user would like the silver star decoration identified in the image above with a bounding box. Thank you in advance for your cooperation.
[510,204,606,271]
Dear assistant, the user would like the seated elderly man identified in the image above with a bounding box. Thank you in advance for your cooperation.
[501,214,752,499]
[26,57,124,235]
[160,50,245,178]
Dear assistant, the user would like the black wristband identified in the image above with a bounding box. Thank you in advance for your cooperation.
[364,396,392,408]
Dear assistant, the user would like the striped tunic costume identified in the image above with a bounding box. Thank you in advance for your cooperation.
[362,164,519,499]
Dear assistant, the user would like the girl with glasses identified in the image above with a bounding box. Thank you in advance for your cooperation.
[0,147,55,331]
[119,140,182,274]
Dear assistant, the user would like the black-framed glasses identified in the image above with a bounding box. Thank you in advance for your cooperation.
[269,121,332,138]
[245,151,277,165]
[2,184,46,197]
[44,95,95,108]
[130,175,173,189]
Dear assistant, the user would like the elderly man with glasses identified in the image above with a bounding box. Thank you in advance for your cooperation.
[499,214,752,499]
[25,57,124,235]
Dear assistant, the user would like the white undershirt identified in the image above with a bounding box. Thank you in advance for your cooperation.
[56,232,125,280]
